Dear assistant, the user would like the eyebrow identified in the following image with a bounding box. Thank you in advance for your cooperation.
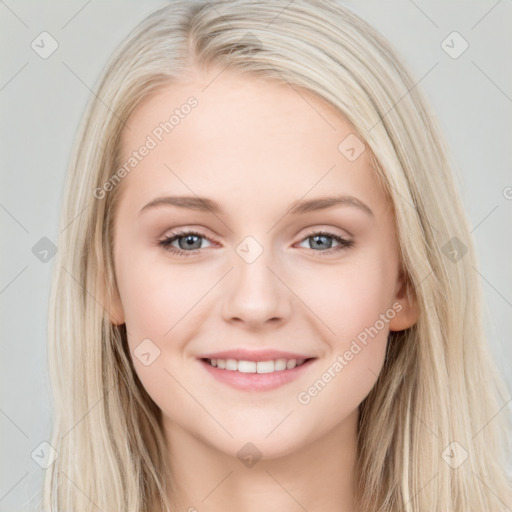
[138,194,374,217]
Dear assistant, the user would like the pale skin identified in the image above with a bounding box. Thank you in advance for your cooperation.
[107,67,418,512]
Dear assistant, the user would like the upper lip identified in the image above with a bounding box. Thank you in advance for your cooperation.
[198,349,316,362]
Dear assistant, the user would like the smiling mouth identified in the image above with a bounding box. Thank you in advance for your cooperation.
[200,357,315,374]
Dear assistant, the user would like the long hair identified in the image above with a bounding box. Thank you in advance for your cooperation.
[42,1,512,510]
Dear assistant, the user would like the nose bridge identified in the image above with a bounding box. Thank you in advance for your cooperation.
[221,234,290,325]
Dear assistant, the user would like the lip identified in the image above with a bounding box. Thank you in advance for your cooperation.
[198,357,317,392]
[197,349,315,362]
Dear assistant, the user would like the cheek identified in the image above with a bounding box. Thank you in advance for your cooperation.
[115,242,199,338]
[114,252,202,400]
[297,249,396,387]
[118,268,169,337]
[302,253,397,339]
[295,265,393,414]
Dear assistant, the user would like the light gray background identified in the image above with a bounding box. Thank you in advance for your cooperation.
[1,1,511,510]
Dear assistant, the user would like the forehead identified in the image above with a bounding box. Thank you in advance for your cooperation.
[116,69,386,218]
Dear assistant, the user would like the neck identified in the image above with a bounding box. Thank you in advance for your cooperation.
[161,408,360,512]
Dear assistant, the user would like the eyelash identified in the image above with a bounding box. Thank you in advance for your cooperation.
[157,229,354,257]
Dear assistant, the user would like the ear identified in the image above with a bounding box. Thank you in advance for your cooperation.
[97,270,125,326]
[108,286,125,325]
[388,267,419,332]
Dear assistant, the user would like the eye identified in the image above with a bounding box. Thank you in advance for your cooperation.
[296,230,354,255]
[157,229,354,258]
[157,230,214,257]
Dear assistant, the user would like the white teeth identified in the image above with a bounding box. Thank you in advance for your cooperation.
[226,359,238,370]
[287,359,297,369]
[256,360,275,374]
[207,358,308,373]
[238,360,257,373]
[274,359,287,371]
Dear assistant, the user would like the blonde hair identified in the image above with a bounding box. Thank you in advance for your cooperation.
[42,1,512,510]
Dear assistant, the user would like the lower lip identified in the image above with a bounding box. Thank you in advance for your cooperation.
[199,358,316,392]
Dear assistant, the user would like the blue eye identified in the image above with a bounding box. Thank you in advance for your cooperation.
[157,230,213,257]
[297,231,354,255]
[157,230,354,257]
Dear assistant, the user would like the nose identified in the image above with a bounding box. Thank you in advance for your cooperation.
[221,245,292,330]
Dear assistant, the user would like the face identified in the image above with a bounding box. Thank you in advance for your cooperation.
[107,67,417,460]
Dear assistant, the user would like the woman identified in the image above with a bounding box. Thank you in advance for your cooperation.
[43,1,512,510]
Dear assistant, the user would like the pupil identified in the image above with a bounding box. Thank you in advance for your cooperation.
[180,235,200,250]
[313,235,330,249]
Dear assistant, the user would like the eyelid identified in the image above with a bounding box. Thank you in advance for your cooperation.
[157,229,216,248]
[158,225,351,245]
[294,229,354,252]
[300,225,353,240]
[157,226,354,258]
